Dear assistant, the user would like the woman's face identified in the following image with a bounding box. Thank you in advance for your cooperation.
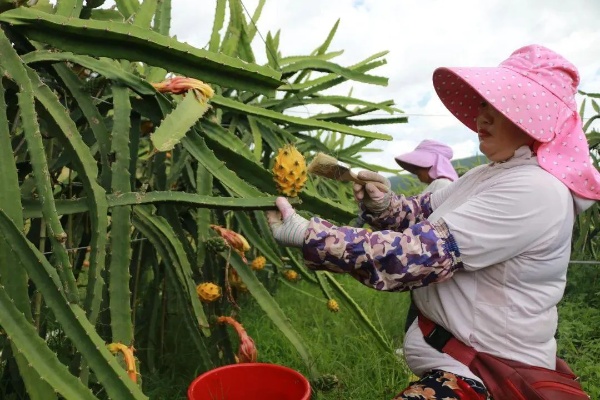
[415,168,433,184]
[476,102,534,162]
[400,163,432,184]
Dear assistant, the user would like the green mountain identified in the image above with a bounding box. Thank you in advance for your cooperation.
[451,154,489,169]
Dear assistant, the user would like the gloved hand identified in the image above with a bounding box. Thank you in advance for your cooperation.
[266,197,310,248]
[352,170,392,214]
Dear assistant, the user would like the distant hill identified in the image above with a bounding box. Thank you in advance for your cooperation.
[451,154,489,170]
[388,154,489,191]
[449,154,490,177]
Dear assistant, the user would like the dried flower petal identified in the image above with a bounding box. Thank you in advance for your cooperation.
[151,77,214,102]
[107,343,137,383]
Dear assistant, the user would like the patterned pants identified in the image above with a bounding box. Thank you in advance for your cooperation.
[393,370,490,400]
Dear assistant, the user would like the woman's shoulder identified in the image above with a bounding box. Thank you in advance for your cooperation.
[505,163,567,186]
[494,164,572,205]
[459,162,570,201]
[425,178,453,193]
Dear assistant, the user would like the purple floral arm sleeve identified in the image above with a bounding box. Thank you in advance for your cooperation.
[360,192,433,232]
[302,217,463,291]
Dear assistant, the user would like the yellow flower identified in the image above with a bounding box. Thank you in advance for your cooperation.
[327,299,339,313]
[283,270,299,282]
[196,282,221,302]
[251,256,266,271]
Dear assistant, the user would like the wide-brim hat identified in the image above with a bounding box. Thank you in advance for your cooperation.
[433,44,600,200]
[395,140,458,181]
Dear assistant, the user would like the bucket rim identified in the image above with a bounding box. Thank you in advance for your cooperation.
[187,362,311,399]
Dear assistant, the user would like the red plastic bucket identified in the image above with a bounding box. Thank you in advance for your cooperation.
[187,363,311,400]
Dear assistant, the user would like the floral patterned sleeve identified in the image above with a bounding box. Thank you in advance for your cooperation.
[302,216,463,291]
[360,192,433,232]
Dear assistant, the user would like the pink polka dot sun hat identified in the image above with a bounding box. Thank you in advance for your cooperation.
[433,44,600,200]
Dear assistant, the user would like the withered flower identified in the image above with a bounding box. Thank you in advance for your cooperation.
[107,342,137,383]
[151,76,215,102]
[210,225,250,262]
[217,316,257,363]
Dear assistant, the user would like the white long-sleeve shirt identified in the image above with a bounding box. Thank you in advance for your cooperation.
[404,147,575,381]
[423,177,453,193]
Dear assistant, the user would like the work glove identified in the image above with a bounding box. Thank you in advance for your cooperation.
[266,197,310,248]
[352,170,392,214]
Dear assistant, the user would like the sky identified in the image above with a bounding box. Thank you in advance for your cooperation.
[167,0,600,172]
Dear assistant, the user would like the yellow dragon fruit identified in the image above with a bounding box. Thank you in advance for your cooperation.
[196,282,221,302]
[272,144,307,197]
[283,270,299,282]
[251,256,266,271]
[229,269,248,292]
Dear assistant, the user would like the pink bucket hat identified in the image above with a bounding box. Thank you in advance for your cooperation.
[433,44,600,200]
[395,140,459,181]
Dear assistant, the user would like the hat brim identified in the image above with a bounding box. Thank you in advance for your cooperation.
[433,66,563,143]
[394,151,435,170]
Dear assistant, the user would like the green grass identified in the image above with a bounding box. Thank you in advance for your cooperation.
[240,274,412,399]
[143,267,600,399]
[242,270,600,399]
[141,273,412,399]
[556,265,600,399]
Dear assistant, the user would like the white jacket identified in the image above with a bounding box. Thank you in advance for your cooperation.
[404,147,576,381]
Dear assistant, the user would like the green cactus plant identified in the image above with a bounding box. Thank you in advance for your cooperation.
[0,0,409,397]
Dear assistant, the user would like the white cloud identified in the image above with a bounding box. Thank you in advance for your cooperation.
[167,0,600,171]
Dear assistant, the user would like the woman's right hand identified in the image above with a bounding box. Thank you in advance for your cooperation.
[352,170,391,214]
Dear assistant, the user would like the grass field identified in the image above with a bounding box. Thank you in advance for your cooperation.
[241,275,412,399]
[144,267,600,399]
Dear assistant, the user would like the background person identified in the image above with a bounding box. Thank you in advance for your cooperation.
[395,139,459,193]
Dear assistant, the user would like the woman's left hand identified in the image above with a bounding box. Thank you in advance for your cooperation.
[352,170,391,213]
[266,197,310,248]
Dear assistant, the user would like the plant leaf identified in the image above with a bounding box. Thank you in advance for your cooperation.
[151,93,210,152]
